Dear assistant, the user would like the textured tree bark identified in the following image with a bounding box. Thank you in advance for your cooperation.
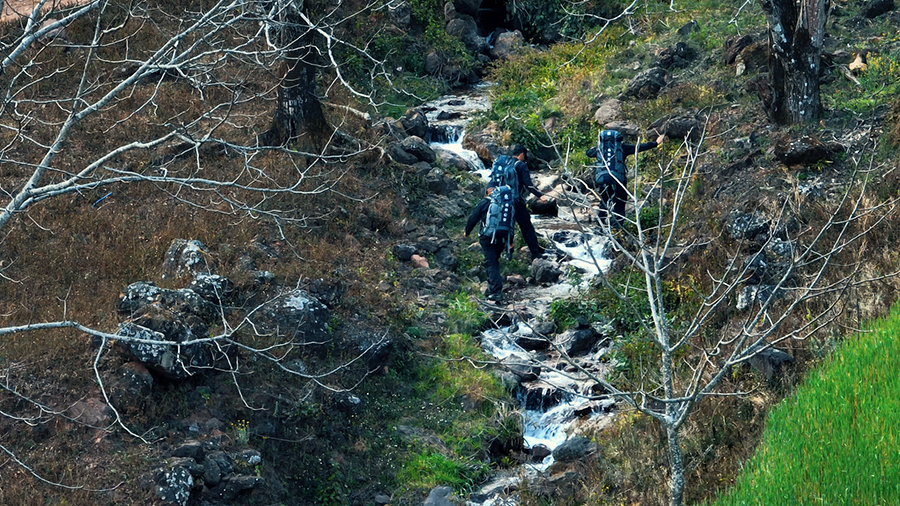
[758,0,830,124]
[260,3,329,147]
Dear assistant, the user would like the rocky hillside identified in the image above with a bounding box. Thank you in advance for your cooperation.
[1,0,900,505]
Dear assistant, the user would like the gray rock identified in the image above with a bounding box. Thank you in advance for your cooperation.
[155,466,193,506]
[748,345,794,381]
[446,16,486,54]
[208,475,264,501]
[423,485,456,506]
[773,134,842,166]
[172,440,205,461]
[161,239,211,280]
[393,243,417,261]
[556,327,600,356]
[188,273,233,303]
[247,289,331,349]
[434,247,459,271]
[736,284,782,311]
[531,258,562,284]
[425,168,459,195]
[388,141,419,165]
[726,211,770,241]
[490,30,525,60]
[400,135,437,163]
[553,435,599,463]
[387,0,411,27]
[593,99,622,126]
[117,315,213,381]
[401,109,429,138]
[619,67,667,100]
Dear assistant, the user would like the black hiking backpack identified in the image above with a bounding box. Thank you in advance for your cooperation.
[593,129,625,186]
[488,155,520,201]
[480,185,516,257]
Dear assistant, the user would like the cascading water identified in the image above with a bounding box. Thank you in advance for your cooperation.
[419,90,619,505]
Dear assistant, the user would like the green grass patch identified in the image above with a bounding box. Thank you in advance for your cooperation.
[709,302,900,505]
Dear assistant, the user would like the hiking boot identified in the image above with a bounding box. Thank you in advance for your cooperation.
[486,292,504,302]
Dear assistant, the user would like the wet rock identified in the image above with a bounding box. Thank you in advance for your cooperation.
[530,444,552,463]
[501,356,541,381]
[619,67,667,100]
[435,149,471,172]
[553,435,599,464]
[556,327,600,356]
[531,258,562,284]
[161,239,211,280]
[388,142,419,165]
[490,30,526,60]
[401,109,429,138]
[393,243,417,261]
[518,381,564,410]
[400,135,437,163]
[424,485,457,506]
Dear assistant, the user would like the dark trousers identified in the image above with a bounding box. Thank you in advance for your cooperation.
[479,236,504,296]
[597,178,627,225]
[514,201,542,256]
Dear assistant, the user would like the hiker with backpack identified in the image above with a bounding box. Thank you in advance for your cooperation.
[465,185,517,302]
[587,130,665,227]
[487,145,549,261]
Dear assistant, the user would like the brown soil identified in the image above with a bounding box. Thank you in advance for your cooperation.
[1,0,85,23]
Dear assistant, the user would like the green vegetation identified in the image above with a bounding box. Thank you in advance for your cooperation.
[710,302,900,505]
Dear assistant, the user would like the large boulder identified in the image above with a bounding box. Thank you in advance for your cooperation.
[531,258,562,284]
[400,135,437,163]
[556,327,601,356]
[446,16,486,54]
[161,239,212,280]
[490,30,526,60]
[619,67,667,100]
[593,98,622,125]
[247,289,331,348]
[552,435,599,464]
[773,134,842,166]
[401,109,429,138]
[117,314,213,381]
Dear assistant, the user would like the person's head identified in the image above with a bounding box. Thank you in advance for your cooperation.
[512,145,527,161]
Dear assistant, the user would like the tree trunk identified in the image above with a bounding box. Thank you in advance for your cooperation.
[666,422,686,506]
[260,4,329,147]
[758,0,829,124]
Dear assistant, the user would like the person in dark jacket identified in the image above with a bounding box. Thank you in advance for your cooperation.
[505,145,549,261]
[587,132,665,226]
[465,192,508,302]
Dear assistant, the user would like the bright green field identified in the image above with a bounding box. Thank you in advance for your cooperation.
[711,303,900,506]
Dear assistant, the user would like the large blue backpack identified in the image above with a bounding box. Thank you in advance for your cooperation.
[488,155,520,201]
[594,130,625,186]
[480,186,516,255]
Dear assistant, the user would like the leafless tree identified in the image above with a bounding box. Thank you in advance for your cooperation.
[0,0,397,232]
[513,128,897,506]
[0,0,397,491]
